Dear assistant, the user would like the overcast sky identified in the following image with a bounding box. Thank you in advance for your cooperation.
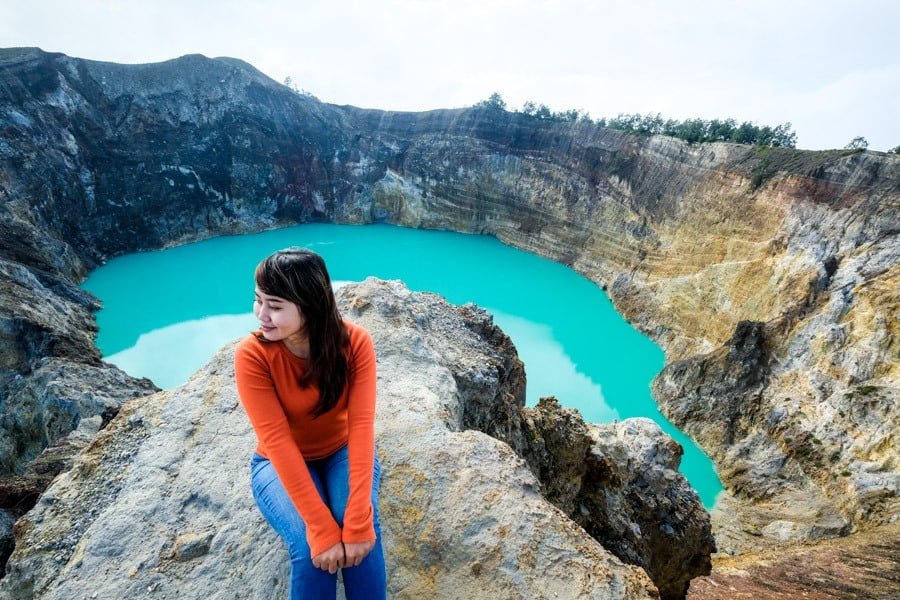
[2,0,898,151]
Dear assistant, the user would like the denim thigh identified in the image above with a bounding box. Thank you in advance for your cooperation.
[249,448,386,599]
[250,452,329,559]
[315,445,382,530]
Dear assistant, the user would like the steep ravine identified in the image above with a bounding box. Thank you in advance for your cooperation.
[1,48,898,589]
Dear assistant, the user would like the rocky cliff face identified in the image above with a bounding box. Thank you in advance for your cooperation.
[0,47,897,587]
[0,279,714,599]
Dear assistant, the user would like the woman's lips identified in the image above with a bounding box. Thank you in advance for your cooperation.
[260,325,276,332]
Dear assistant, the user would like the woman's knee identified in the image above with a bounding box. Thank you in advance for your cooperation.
[286,539,316,569]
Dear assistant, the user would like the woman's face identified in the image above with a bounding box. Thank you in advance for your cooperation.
[253,287,307,342]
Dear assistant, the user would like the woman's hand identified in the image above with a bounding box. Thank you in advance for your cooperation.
[311,542,345,573]
[343,540,376,567]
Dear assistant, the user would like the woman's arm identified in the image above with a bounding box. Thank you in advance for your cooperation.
[341,325,378,545]
[234,342,343,557]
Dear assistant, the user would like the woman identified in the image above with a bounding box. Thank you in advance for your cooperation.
[233,247,387,600]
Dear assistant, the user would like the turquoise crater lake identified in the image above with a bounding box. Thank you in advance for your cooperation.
[80,223,723,507]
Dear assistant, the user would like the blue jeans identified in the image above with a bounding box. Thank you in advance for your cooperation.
[249,445,387,600]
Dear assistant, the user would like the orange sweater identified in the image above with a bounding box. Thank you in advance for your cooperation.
[233,319,377,557]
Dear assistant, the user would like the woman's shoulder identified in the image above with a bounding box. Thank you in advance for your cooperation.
[342,319,375,371]
[234,331,273,362]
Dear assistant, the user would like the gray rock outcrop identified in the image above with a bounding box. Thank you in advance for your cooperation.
[0,279,689,599]
[467,393,714,599]
[0,256,159,476]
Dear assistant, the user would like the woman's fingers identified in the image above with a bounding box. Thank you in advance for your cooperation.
[312,542,346,573]
[343,540,376,567]
[313,541,378,571]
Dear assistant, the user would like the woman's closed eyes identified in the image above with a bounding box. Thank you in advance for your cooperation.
[254,298,282,310]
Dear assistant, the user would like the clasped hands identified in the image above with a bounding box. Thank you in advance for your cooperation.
[311,540,376,573]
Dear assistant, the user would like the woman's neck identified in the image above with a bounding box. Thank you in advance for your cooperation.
[282,333,310,359]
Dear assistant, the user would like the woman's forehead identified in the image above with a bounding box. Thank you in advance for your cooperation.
[254,287,287,302]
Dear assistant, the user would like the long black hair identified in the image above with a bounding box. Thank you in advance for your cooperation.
[252,247,350,417]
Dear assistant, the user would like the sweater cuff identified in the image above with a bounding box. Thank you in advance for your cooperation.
[308,527,343,558]
[341,522,377,544]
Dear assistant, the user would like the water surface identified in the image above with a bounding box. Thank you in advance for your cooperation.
[81,223,723,506]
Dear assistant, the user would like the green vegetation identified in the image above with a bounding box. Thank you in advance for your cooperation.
[472,93,797,148]
[795,442,814,458]
[750,149,775,190]
[601,113,797,148]
[889,145,900,154]
[519,101,589,122]
[474,92,507,111]
[844,136,868,150]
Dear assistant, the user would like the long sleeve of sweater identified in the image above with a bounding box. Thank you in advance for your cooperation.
[342,328,377,544]
[233,321,377,555]
[234,343,342,557]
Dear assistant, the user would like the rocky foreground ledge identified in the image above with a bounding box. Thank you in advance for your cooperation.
[0,279,714,599]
